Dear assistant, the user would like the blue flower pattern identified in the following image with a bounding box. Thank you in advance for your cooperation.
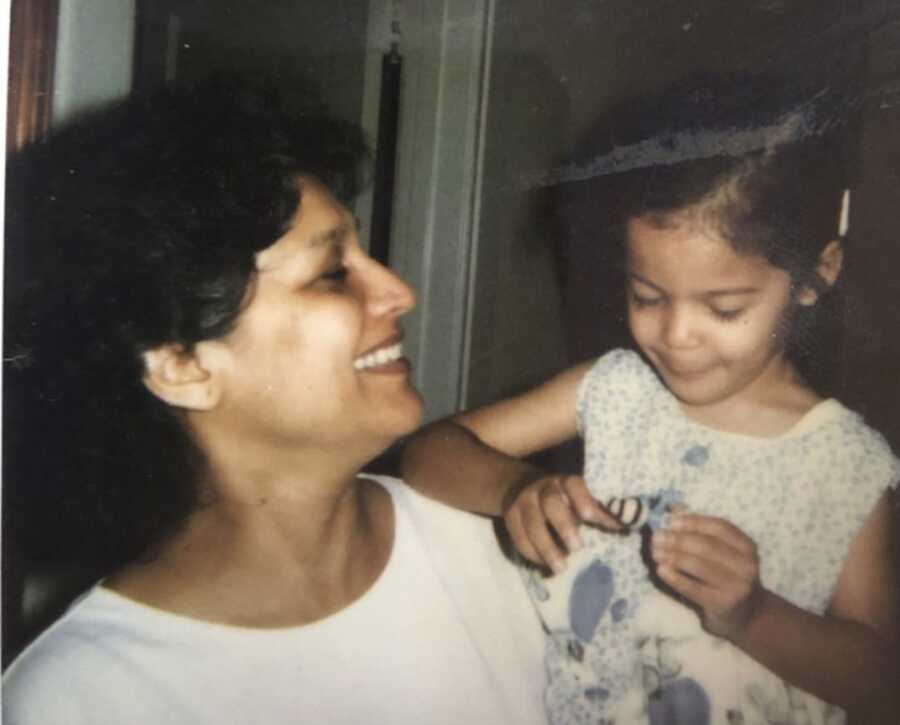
[530,349,899,725]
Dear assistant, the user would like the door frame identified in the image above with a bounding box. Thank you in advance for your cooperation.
[378,0,495,421]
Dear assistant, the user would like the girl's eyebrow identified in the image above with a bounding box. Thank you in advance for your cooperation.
[704,287,759,298]
[628,273,758,297]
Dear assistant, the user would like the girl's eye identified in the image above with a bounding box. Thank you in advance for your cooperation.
[710,307,744,322]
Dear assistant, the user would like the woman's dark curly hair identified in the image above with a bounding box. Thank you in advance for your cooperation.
[4,76,369,576]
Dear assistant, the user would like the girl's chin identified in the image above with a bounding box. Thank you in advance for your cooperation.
[664,375,729,408]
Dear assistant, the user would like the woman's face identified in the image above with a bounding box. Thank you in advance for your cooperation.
[208,176,422,457]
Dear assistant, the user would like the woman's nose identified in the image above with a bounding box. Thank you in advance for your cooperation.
[364,258,416,318]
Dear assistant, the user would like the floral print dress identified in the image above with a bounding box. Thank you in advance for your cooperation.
[526,349,898,725]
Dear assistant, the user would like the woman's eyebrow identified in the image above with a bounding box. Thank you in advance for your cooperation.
[307,224,350,249]
[627,272,664,293]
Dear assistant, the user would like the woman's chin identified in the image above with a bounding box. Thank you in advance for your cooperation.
[394,389,426,436]
[370,389,425,450]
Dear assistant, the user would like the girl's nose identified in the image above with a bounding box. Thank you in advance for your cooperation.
[364,258,416,318]
[661,305,698,349]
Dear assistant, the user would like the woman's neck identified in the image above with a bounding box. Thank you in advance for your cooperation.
[106,456,395,627]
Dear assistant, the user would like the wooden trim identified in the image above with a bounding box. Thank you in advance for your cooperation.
[7,0,60,152]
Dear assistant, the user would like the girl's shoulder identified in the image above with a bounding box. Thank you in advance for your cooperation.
[578,348,659,393]
[810,400,900,483]
[576,348,665,432]
[770,401,899,542]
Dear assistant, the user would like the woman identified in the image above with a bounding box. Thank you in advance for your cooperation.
[2,79,545,724]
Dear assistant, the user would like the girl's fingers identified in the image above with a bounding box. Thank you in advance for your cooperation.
[655,514,759,583]
[654,529,756,580]
[519,481,570,573]
[505,509,543,565]
[656,564,710,603]
[670,514,757,556]
[653,538,742,588]
[541,478,585,553]
[501,473,558,566]
[504,473,634,574]
[561,476,624,531]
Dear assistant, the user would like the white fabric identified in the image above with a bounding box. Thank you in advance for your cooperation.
[535,349,899,725]
[2,476,547,725]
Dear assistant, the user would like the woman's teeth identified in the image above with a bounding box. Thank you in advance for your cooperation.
[353,342,404,371]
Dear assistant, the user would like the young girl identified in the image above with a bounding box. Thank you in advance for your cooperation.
[403,74,898,725]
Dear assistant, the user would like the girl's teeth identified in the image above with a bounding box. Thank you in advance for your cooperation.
[354,343,403,370]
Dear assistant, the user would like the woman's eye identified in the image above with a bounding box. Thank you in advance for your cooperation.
[321,267,348,283]
[629,290,662,308]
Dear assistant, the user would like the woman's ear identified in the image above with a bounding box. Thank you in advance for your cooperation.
[142,343,224,411]
[796,240,844,306]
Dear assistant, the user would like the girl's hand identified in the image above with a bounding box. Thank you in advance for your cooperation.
[651,514,766,640]
[502,472,623,574]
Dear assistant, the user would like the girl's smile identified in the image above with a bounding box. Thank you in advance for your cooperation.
[625,214,810,431]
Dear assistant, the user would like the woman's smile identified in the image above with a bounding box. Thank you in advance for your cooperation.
[353,339,409,372]
[205,177,423,455]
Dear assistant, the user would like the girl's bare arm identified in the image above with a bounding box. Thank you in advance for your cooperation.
[745,492,898,722]
[657,493,898,723]
[401,361,592,516]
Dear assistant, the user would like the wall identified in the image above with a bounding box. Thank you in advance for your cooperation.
[166,0,369,127]
[52,0,135,124]
[838,15,900,448]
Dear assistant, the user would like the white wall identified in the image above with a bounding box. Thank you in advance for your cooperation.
[52,0,135,125]
[387,0,494,421]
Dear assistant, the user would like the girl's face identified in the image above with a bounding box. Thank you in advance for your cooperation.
[207,176,423,458]
[625,214,803,414]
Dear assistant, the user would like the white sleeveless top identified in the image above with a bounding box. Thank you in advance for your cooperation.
[3,476,547,725]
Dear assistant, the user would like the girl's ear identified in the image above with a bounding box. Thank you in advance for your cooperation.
[142,342,226,411]
[796,240,844,306]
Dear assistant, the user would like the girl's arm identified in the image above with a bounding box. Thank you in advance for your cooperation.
[402,361,621,570]
[653,493,898,723]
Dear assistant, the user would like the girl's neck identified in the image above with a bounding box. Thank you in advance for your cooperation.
[676,358,822,438]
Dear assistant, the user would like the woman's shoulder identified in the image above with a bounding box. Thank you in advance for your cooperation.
[360,474,521,576]
[362,474,498,537]
[358,474,545,705]
[2,587,133,722]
